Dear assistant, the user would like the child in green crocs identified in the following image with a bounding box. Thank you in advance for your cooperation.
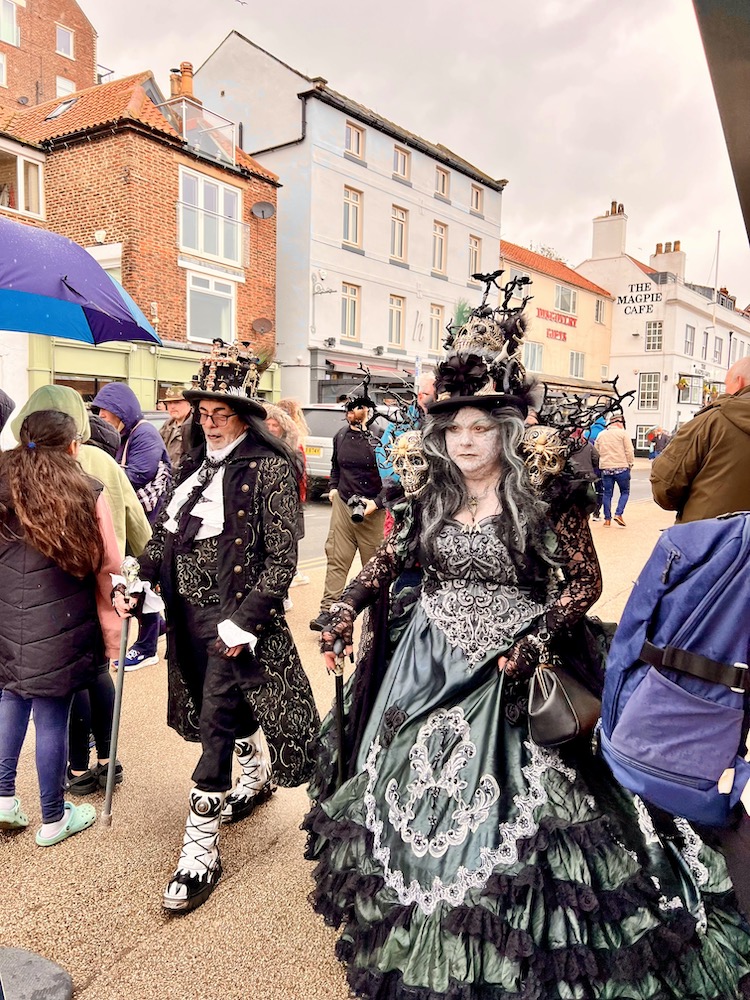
[0,411,121,846]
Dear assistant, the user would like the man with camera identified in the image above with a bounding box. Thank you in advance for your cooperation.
[310,397,386,631]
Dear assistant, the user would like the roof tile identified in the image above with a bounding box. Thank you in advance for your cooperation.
[501,240,612,297]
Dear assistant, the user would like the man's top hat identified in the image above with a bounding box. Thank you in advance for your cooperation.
[183,340,266,419]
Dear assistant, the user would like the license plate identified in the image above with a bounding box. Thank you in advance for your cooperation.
[305,445,322,456]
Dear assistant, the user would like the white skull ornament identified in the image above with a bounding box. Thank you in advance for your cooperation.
[521,425,568,488]
[389,430,429,498]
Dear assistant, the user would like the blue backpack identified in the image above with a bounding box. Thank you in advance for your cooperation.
[601,512,750,826]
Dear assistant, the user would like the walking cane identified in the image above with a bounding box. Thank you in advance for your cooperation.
[332,638,347,788]
[101,556,140,827]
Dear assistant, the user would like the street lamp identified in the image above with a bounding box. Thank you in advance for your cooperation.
[311,270,335,336]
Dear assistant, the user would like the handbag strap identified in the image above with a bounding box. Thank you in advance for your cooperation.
[120,419,147,468]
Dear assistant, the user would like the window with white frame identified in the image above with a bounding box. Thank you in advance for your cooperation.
[684,324,695,356]
[341,283,360,341]
[713,336,723,364]
[187,273,235,344]
[56,76,75,97]
[429,303,444,352]
[731,336,738,364]
[470,185,483,214]
[638,372,660,410]
[0,51,6,87]
[179,168,242,266]
[601,364,609,380]
[468,235,481,279]
[569,351,585,378]
[390,205,408,261]
[0,1,18,46]
[509,268,529,298]
[678,374,702,405]
[55,24,74,59]
[524,342,544,372]
[595,298,605,324]
[389,294,405,347]
[393,146,410,180]
[435,166,450,199]
[645,321,663,351]
[701,330,709,360]
[0,146,43,216]
[555,284,577,315]
[635,426,653,452]
[345,121,365,159]
[343,186,362,248]
[432,221,447,273]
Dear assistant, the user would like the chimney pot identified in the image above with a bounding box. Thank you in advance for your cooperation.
[617,203,624,214]
[656,243,663,254]
[610,200,617,214]
[665,242,672,253]
[179,61,194,98]
[674,239,681,252]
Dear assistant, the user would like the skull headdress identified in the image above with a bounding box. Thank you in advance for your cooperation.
[388,430,429,498]
[521,425,568,488]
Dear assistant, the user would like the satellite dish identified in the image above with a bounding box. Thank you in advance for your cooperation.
[251,201,275,220]
[251,317,273,334]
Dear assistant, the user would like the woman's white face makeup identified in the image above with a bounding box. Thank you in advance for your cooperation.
[444,407,502,480]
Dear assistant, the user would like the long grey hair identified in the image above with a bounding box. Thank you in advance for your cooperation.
[420,407,556,584]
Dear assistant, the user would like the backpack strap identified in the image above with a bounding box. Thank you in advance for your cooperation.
[641,640,750,693]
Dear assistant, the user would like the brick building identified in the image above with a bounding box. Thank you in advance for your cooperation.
[499,240,614,394]
[0,0,96,112]
[0,63,281,407]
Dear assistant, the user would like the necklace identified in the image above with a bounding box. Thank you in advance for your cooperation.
[465,484,494,521]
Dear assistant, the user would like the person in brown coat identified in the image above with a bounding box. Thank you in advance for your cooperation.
[158,385,194,471]
[651,357,750,523]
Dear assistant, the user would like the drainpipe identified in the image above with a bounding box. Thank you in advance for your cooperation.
[250,93,308,157]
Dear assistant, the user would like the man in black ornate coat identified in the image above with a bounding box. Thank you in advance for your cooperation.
[116,344,320,913]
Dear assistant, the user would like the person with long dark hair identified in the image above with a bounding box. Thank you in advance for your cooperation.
[303,285,750,999]
[114,345,319,913]
[0,410,121,845]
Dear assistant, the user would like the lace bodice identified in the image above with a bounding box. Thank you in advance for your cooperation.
[420,519,551,666]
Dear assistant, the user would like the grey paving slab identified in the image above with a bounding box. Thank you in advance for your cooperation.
[0,948,72,1000]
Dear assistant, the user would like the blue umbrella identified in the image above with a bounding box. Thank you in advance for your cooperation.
[0,215,160,345]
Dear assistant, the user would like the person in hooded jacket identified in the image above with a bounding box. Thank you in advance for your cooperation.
[11,385,152,795]
[0,410,121,845]
[651,357,750,523]
[92,383,170,671]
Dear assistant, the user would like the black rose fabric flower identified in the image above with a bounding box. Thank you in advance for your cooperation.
[434,353,489,398]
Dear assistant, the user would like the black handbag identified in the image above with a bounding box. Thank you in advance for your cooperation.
[528,663,601,747]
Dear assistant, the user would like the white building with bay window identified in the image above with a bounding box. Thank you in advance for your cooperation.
[196,32,506,402]
[577,202,750,454]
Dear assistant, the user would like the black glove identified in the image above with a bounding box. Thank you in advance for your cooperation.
[319,602,356,654]
[111,583,145,620]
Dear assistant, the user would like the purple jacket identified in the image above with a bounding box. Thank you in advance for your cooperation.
[92,383,170,493]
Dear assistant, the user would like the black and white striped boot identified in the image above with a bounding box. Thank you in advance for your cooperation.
[221,729,275,825]
[163,788,224,913]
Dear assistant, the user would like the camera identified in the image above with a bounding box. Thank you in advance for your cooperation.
[347,494,368,523]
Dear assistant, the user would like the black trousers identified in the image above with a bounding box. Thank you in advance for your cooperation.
[178,600,259,793]
[709,817,750,921]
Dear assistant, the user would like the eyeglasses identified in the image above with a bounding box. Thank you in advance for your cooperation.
[198,410,237,427]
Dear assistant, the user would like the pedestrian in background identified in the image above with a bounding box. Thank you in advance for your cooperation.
[10,385,152,795]
[92,382,170,671]
[158,385,194,472]
[651,356,750,523]
[309,397,386,632]
[593,413,634,526]
[0,410,121,845]
[265,402,307,608]
[0,389,14,442]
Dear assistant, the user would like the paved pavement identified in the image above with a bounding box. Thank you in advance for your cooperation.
[0,482,674,1000]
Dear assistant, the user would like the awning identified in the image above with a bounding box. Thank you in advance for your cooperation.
[326,357,414,377]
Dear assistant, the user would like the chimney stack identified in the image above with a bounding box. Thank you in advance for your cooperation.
[179,61,194,99]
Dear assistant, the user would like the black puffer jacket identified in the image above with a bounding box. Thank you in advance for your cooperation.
[0,482,106,698]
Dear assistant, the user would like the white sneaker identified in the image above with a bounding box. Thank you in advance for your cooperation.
[289,573,309,588]
[283,597,293,612]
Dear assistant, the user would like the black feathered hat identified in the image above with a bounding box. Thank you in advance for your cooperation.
[184,340,266,419]
[427,271,541,416]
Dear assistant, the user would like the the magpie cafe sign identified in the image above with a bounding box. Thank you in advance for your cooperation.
[618,282,662,315]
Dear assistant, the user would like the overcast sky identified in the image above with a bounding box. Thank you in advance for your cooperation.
[79,0,750,304]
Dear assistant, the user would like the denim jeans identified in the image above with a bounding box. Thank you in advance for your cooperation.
[0,689,73,823]
[601,469,631,520]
